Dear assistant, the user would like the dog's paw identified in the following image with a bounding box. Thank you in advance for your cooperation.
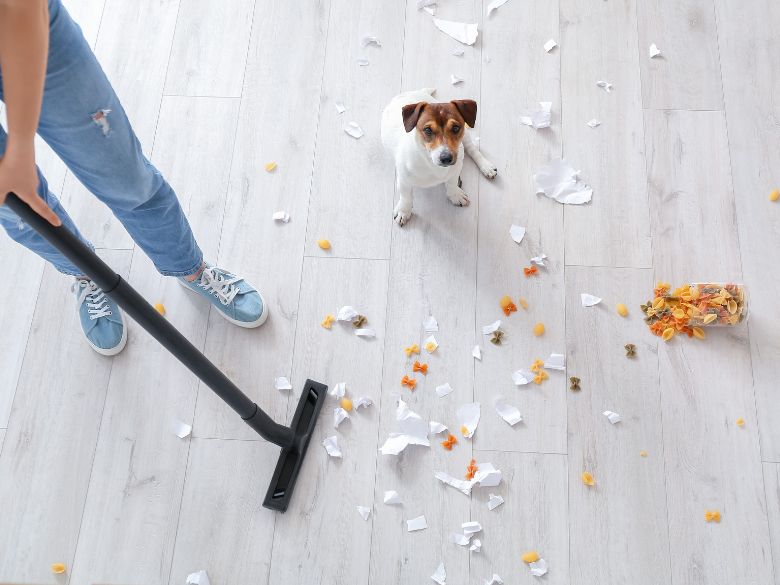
[447,187,470,207]
[480,160,498,180]
[393,206,412,226]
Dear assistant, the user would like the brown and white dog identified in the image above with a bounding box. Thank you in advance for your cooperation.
[381,88,497,226]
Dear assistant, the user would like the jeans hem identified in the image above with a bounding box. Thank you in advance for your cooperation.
[158,256,204,278]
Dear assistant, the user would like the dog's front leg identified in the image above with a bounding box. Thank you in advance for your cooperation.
[393,179,413,226]
[463,130,498,179]
[445,169,470,207]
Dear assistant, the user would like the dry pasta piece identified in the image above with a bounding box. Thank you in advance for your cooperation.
[460,425,470,436]
[401,375,417,390]
[770,189,780,202]
[321,314,335,329]
[51,563,67,574]
[317,239,331,250]
[704,510,721,523]
[533,322,545,337]
[413,361,428,374]
[499,295,518,316]
[640,451,648,457]
[352,315,368,328]
[441,434,458,450]
[340,398,353,412]
[616,303,629,317]
[662,327,675,341]
[264,161,278,172]
[404,343,420,357]
[703,313,718,325]
[625,343,637,357]
[581,471,595,486]
[521,551,540,564]
[519,297,529,310]
[490,329,505,345]
[736,417,745,427]
[153,302,166,316]
[692,326,705,339]
[569,376,581,391]
[530,359,545,373]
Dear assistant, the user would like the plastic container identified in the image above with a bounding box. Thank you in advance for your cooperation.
[684,282,748,327]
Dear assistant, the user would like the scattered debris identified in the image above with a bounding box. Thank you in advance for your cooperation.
[317,239,331,250]
[524,265,538,277]
[569,376,581,391]
[499,295,517,316]
[581,471,595,486]
[173,419,192,439]
[380,398,430,455]
[530,253,548,267]
[357,58,370,66]
[401,375,417,390]
[413,361,428,374]
[705,509,721,523]
[616,303,629,317]
[486,0,509,16]
[519,297,529,310]
[321,314,335,329]
[429,421,448,434]
[361,35,381,47]
[625,343,636,357]
[544,38,557,52]
[494,396,522,425]
[603,410,621,424]
[424,335,439,353]
[154,302,166,316]
[457,403,481,437]
[264,161,277,172]
[384,490,403,504]
[534,157,593,204]
[533,322,545,336]
[472,345,482,360]
[483,320,501,335]
[441,433,458,450]
[436,382,454,398]
[510,224,526,243]
[544,353,565,370]
[335,101,346,114]
[431,562,447,585]
[344,121,364,138]
[736,417,745,427]
[512,369,532,386]
[355,328,376,338]
[340,397,354,412]
[322,435,343,458]
[433,18,479,45]
[423,315,439,332]
[581,293,602,307]
[521,551,540,564]
[770,189,779,202]
[337,306,358,322]
[355,396,373,409]
[529,558,548,577]
[334,407,350,428]
[450,74,464,85]
[273,210,290,223]
[453,49,465,57]
[465,459,479,480]
[407,515,428,531]
[488,493,505,510]
[405,343,421,357]
[186,570,211,585]
[470,539,482,552]
[596,80,614,92]
[490,329,506,345]
[352,314,368,328]
[51,563,67,574]
[649,43,661,58]
[329,382,347,398]
[586,118,602,128]
[357,505,372,520]
[484,575,504,585]
[640,450,648,457]
[520,102,552,129]
[275,376,293,391]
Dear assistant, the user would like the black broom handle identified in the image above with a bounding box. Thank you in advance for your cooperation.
[4,192,294,448]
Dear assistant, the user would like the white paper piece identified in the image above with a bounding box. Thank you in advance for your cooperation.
[512,369,533,386]
[329,382,346,398]
[485,575,504,585]
[596,80,614,92]
[486,0,509,15]
[470,539,482,552]
[544,353,565,371]
[361,35,381,47]
[462,521,482,535]
[355,328,376,338]
[520,102,552,129]
[384,490,403,505]
[357,58,370,66]
[457,402,481,438]
[335,101,346,114]
[603,410,622,424]
[544,38,558,52]
[334,407,350,428]
[429,421,448,434]
[355,396,373,409]
[433,18,479,45]
[586,118,602,128]
[417,0,436,8]
[530,558,548,577]
[534,158,593,205]
[173,419,192,439]
[275,376,292,391]
[357,505,372,520]
[423,315,439,332]
[436,382,454,398]
[453,48,465,56]
[322,435,343,458]
[473,463,502,487]
[488,493,505,510]
[450,532,471,546]
[436,471,476,496]
[407,515,428,531]
[273,210,290,223]
[482,320,501,335]
[423,5,436,15]
[580,293,602,307]
[344,121,364,139]
[337,306,359,321]
[379,398,430,455]
[494,396,522,426]
[472,345,482,360]
[649,43,661,58]
[530,253,548,267]
[431,562,447,585]
[510,224,526,244]
[424,335,439,352]
[450,74,464,85]
[186,570,211,585]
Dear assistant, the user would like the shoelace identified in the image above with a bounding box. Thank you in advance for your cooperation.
[197,267,241,306]
[72,279,113,320]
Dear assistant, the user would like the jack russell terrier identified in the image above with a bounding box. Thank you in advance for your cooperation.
[381,88,497,226]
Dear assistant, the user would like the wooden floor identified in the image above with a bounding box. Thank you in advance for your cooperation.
[1,0,779,583]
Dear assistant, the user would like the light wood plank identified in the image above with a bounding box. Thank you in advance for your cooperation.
[715,0,780,462]
[269,256,388,584]
[764,463,780,585]
[565,266,671,584]
[470,452,569,585]
[636,0,723,110]
[474,0,565,455]
[560,0,653,268]
[167,438,278,585]
[69,97,238,584]
[192,0,330,440]
[165,0,254,98]
[0,428,6,453]
[0,250,131,584]
[303,0,406,260]
[645,109,772,585]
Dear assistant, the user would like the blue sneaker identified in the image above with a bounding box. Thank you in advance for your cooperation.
[72,278,127,356]
[178,264,268,328]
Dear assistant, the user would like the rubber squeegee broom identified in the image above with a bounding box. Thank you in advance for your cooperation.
[5,192,327,512]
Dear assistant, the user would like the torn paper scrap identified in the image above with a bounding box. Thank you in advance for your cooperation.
[379,398,430,455]
[486,0,509,15]
[436,382,454,398]
[544,38,557,52]
[322,435,343,458]
[355,328,376,338]
[485,575,504,585]
[433,18,479,45]
[424,335,439,353]
[344,121,364,138]
[462,521,482,535]
[494,396,522,426]
[530,558,548,577]
[510,224,526,244]
[453,48,465,56]
[335,101,346,114]
[473,345,482,360]
[482,320,501,335]
[451,74,464,85]
[488,493,505,510]
[361,36,381,47]
[423,5,436,15]
[384,490,402,505]
[457,402,481,438]
[587,118,602,128]
[357,506,372,520]
[649,43,661,58]
[603,410,621,424]
[357,58,370,66]
[272,211,290,223]
[329,382,346,398]
[173,419,192,439]
[431,562,447,585]
[544,353,565,371]
[520,102,552,129]
[596,80,613,92]
[436,471,475,496]
[470,539,482,552]
[275,376,292,391]
[429,421,448,434]
[534,158,593,204]
[334,407,350,428]
[512,369,533,386]
[407,515,428,531]
[186,570,211,585]
[530,253,548,267]
[451,532,470,546]
[417,0,436,9]
[423,315,439,332]
[337,306,358,321]
[355,396,373,409]
[581,293,602,307]
[473,462,502,487]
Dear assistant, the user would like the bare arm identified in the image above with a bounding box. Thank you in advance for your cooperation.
[0,0,60,225]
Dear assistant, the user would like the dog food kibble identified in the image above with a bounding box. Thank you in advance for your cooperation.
[317,239,331,250]
[264,161,278,172]
[736,417,745,427]
[51,563,67,574]
[704,510,721,523]
[153,302,166,316]
[321,314,335,329]
[533,322,545,336]
[770,189,779,202]
[499,295,517,316]
[340,398,353,412]
[616,303,629,317]
[521,551,540,564]
[581,471,596,486]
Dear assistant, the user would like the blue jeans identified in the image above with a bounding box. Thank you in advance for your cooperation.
[0,0,203,277]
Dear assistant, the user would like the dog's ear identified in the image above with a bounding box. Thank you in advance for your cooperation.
[402,102,427,133]
[451,99,477,128]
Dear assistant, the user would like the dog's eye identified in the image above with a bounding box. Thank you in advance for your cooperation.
[423,127,433,137]
[451,125,461,133]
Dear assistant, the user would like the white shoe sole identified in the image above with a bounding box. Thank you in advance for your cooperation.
[177,277,269,329]
[86,309,128,356]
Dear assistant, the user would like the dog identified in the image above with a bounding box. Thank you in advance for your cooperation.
[381,88,497,226]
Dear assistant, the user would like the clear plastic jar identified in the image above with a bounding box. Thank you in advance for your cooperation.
[685,283,748,327]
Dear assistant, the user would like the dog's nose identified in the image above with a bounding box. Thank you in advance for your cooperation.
[439,151,453,165]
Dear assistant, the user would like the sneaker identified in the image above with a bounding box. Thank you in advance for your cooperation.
[178,264,268,328]
[72,278,127,356]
